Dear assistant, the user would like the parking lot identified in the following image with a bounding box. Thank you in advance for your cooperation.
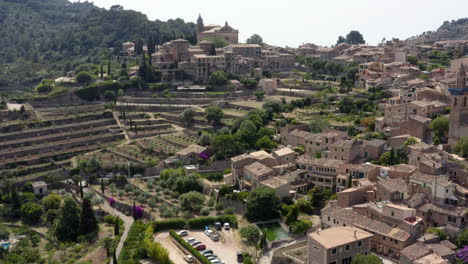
[155,229,243,264]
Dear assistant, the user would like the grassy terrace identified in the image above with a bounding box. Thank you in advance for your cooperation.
[110,143,159,163]
[160,133,198,147]
[0,140,122,168]
[137,135,185,154]
[230,100,264,109]
[0,125,119,150]
[36,104,105,117]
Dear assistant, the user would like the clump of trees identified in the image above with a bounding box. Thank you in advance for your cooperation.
[336,30,366,45]
[245,187,280,222]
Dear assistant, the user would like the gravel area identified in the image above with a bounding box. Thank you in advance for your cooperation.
[156,229,243,264]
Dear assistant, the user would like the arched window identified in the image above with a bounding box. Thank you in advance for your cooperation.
[454,97,458,107]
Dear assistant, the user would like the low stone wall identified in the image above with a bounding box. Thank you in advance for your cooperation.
[0,117,116,142]
[0,133,124,160]
[0,126,117,151]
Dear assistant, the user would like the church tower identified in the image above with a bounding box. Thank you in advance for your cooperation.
[448,63,468,148]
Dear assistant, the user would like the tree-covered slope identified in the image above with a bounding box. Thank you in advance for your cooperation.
[408,18,468,44]
[0,0,195,89]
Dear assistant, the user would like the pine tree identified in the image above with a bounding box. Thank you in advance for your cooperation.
[79,197,98,236]
[114,216,120,235]
[11,184,20,209]
[101,179,105,193]
[55,197,81,241]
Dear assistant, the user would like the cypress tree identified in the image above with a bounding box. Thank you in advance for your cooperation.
[100,64,104,79]
[107,58,111,75]
[11,184,20,209]
[132,200,136,220]
[101,179,105,193]
[347,172,353,188]
[79,180,84,199]
[79,197,98,236]
[113,249,118,264]
[114,216,120,236]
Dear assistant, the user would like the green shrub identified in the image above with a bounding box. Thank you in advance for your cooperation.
[169,230,212,264]
[200,207,210,216]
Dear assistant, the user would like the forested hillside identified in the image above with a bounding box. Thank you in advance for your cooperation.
[408,18,468,44]
[0,0,195,89]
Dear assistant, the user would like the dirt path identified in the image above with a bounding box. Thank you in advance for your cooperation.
[112,111,130,142]
[86,187,134,264]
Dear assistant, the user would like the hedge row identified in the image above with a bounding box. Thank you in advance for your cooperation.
[188,215,237,229]
[153,215,237,232]
[169,230,212,264]
[153,218,186,232]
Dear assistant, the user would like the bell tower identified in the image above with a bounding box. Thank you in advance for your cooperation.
[448,63,468,148]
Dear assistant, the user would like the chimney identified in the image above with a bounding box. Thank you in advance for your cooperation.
[354,230,357,238]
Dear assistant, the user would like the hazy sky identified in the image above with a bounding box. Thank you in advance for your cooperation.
[75,0,468,47]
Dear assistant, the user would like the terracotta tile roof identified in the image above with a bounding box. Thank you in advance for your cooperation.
[309,226,373,248]
[296,156,345,168]
[322,202,411,241]
[378,177,407,193]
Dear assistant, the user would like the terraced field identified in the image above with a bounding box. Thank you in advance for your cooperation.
[0,105,124,179]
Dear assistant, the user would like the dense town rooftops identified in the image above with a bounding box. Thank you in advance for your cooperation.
[244,161,274,176]
[410,172,437,183]
[296,156,345,168]
[379,178,407,193]
[309,226,373,248]
[260,176,288,188]
[273,147,295,157]
[323,202,412,242]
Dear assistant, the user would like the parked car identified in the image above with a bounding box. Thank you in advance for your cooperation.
[203,252,213,258]
[204,229,214,237]
[214,222,222,230]
[223,223,230,230]
[194,244,206,251]
[177,230,188,237]
[106,173,114,178]
[186,237,196,244]
[207,255,218,261]
[201,249,213,255]
[236,252,244,262]
[210,234,220,242]
[184,255,194,263]
[189,240,201,246]
[133,173,143,178]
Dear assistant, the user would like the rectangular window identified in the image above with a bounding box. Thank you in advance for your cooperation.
[345,244,350,251]
[448,216,456,223]
[331,248,337,255]
[357,241,362,247]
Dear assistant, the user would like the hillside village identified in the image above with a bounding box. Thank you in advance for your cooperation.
[0,6,467,264]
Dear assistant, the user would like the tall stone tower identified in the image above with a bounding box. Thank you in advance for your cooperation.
[448,63,468,148]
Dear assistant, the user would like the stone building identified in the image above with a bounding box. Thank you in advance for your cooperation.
[196,15,239,44]
[307,226,373,264]
[448,63,468,148]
